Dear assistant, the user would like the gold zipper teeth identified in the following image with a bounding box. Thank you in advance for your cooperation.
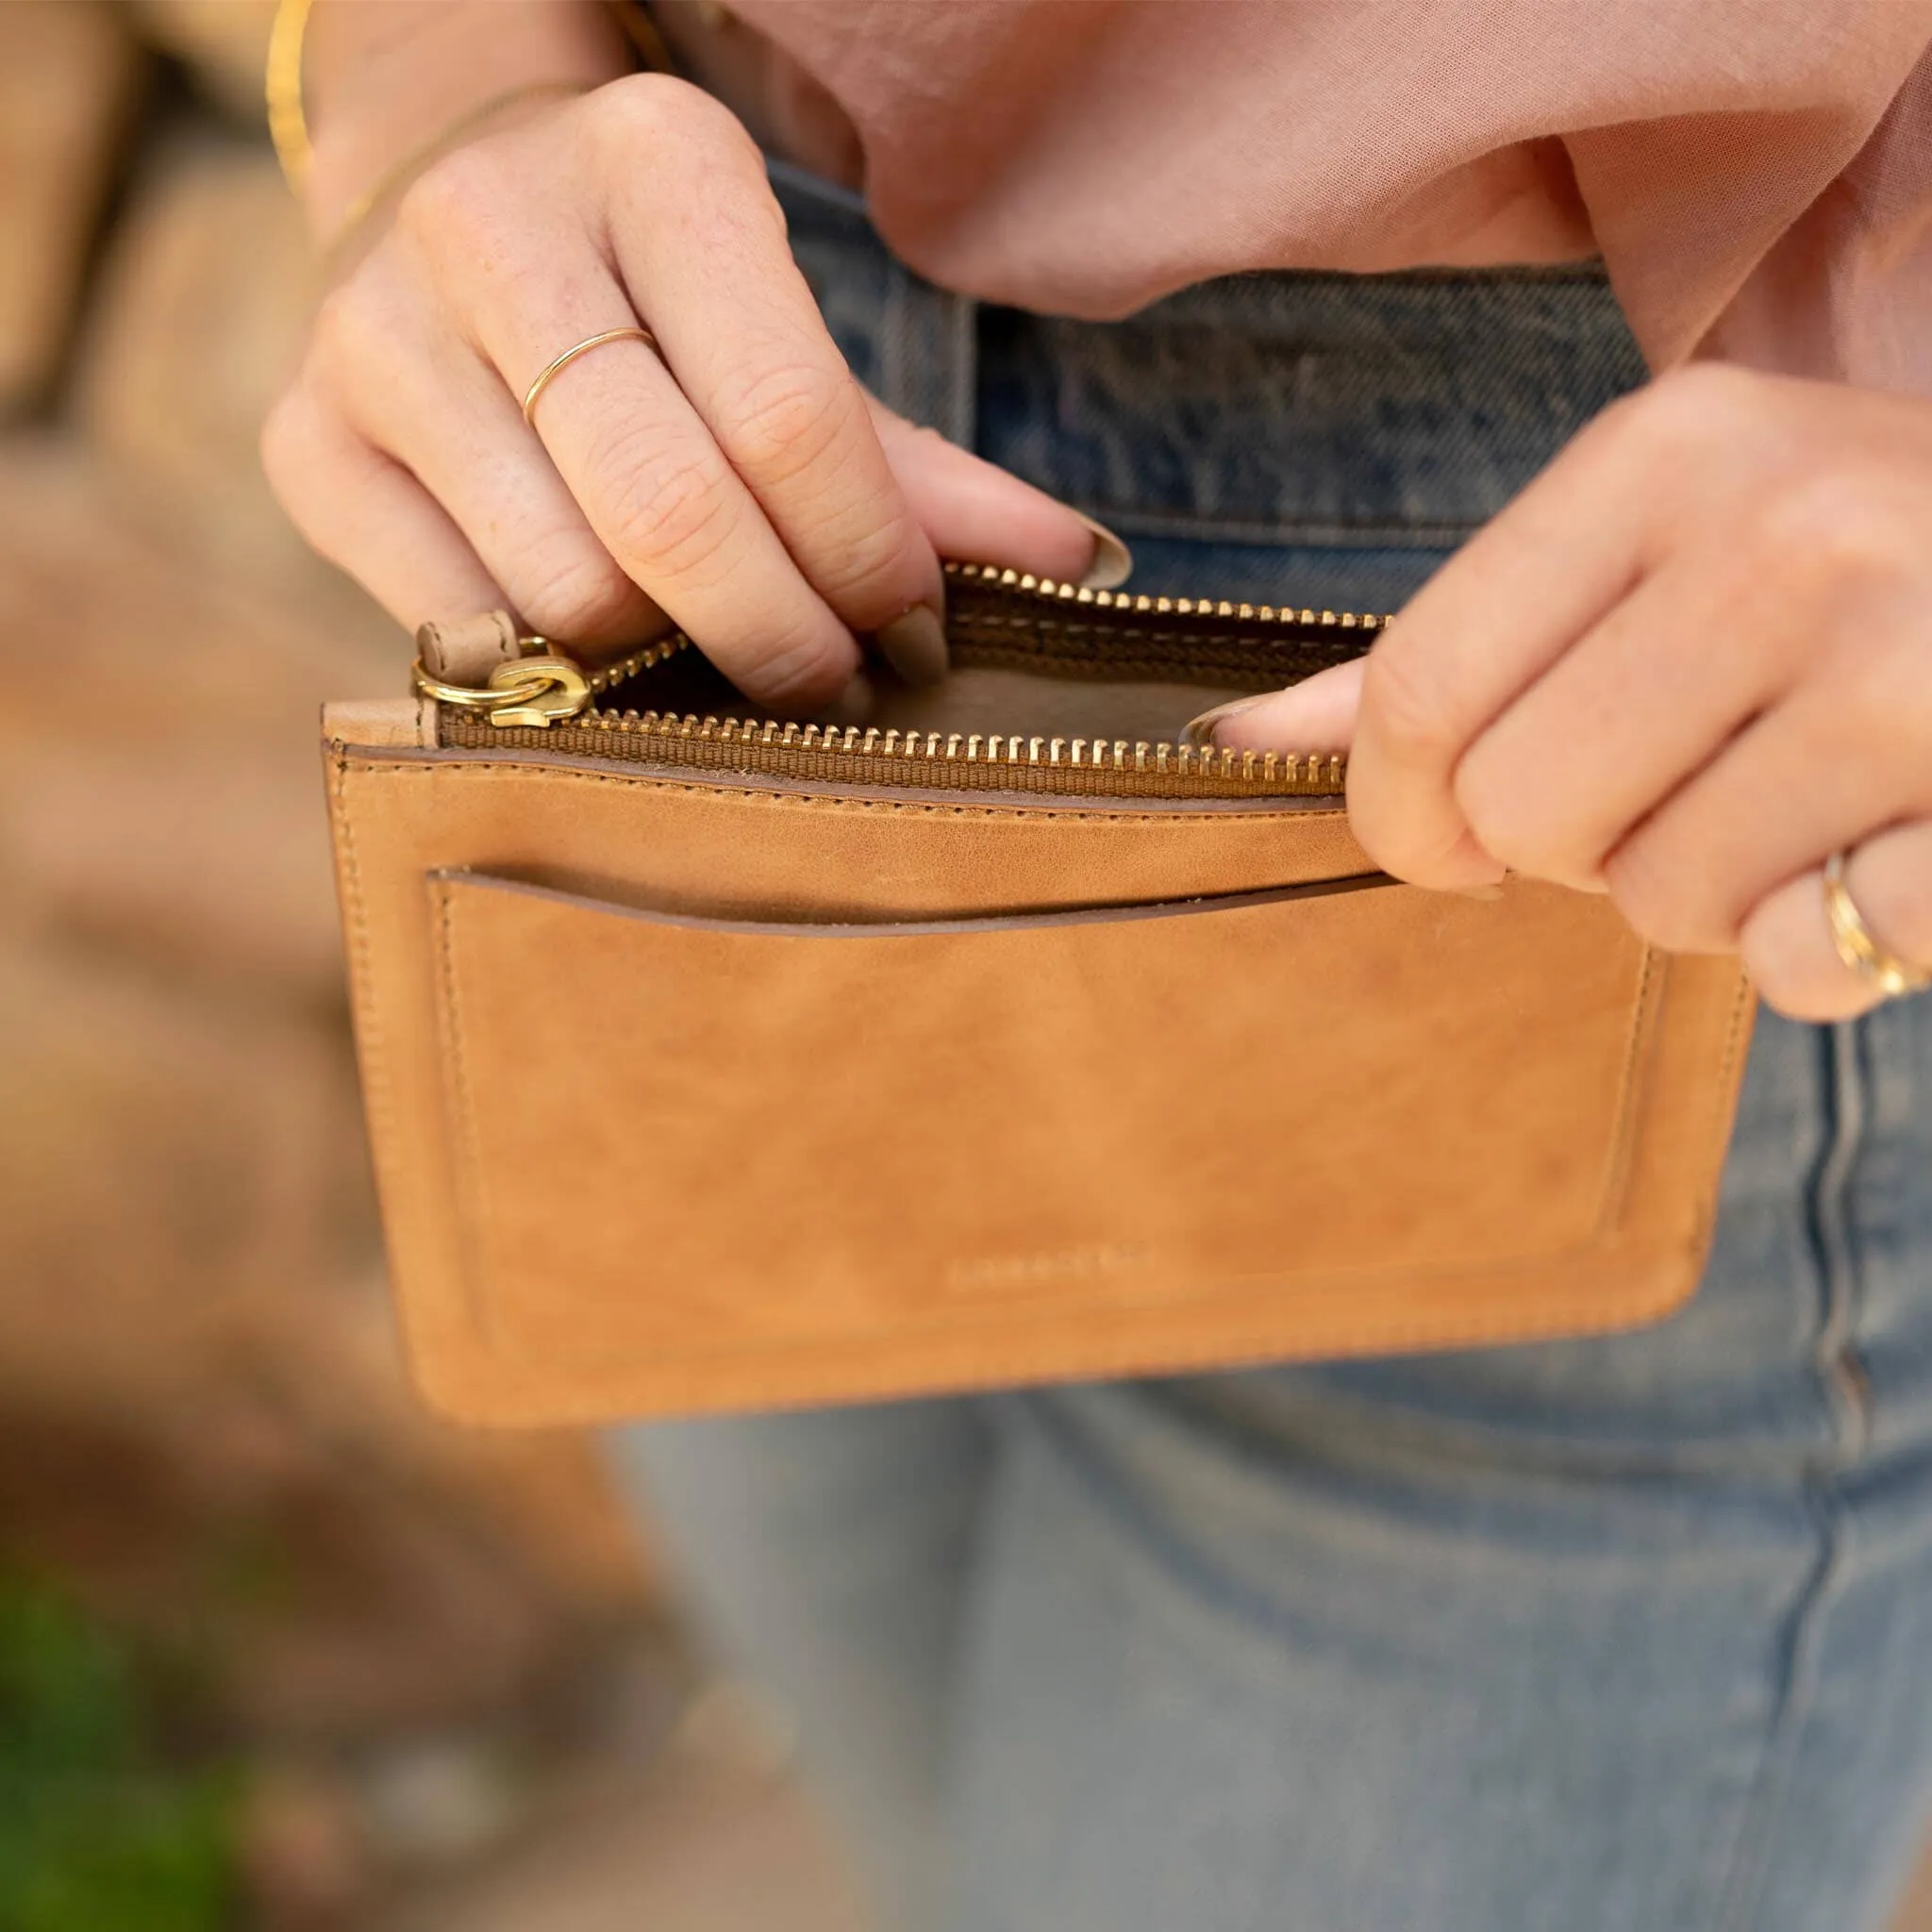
[582,632,691,692]
[432,563,1381,795]
[575,707,1341,790]
[941,558,1388,631]
[446,705,1342,796]
[578,566,1390,699]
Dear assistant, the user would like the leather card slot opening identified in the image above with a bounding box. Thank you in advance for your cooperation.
[423,867,1397,941]
[424,869,1657,1375]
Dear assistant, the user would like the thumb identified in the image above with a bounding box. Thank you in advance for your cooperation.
[1193,657,1366,754]
[866,392,1130,590]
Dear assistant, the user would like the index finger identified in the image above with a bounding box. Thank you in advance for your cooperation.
[1346,391,1663,887]
[596,82,944,668]
[602,121,935,614]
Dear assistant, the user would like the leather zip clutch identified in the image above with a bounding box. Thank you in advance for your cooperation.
[323,564,1755,1426]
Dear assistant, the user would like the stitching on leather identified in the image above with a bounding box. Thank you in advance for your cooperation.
[331,757,405,1224]
[1719,975,1755,1096]
[465,978,1750,1401]
[1664,969,1755,1259]
[1592,947,1659,1238]
[1691,974,1757,1241]
[423,880,1684,1379]
[534,1274,1697,1417]
[337,758,1350,826]
[507,1219,1680,1379]
[335,750,1731,1402]
[432,880,497,1342]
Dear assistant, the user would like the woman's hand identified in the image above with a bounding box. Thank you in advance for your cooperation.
[1213,366,1932,1020]
[264,69,1112,706]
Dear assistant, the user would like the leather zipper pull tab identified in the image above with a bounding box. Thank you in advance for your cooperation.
[411,611,591,728]
[416,609,525,685]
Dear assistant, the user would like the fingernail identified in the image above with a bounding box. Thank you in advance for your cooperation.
[1448,882,1506,902]
[1181,693,1267,748]
[876,601,948,686]
[1074,511,1133,590]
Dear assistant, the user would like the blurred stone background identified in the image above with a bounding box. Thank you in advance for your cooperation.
[0,3,859,1926]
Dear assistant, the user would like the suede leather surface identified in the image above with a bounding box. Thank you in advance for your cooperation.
[325,724,1755,1426]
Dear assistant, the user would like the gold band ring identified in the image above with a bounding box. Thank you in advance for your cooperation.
[1823,849,1932,1000]
[522,325,659,426]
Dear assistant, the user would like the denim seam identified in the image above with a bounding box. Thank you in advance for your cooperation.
[880,267,914,429]
[943,290,977,450]
[1713,1020,1874,1932]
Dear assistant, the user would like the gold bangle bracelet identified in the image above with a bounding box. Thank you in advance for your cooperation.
[605,0,675,73]
[265,0,316,191]
[272,1,655,203]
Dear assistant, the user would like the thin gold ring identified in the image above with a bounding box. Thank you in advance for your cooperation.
[522,325,659,426]
[1823,849,1932,999]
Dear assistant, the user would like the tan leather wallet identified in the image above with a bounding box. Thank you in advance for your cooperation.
[324,564,1756,1427]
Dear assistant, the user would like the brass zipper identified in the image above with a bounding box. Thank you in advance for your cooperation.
[417,562,1387,799]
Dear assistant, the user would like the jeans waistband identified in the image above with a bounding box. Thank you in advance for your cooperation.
[769,159,1651,541]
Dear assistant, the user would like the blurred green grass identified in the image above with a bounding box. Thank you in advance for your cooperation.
[0,1576,237,1932]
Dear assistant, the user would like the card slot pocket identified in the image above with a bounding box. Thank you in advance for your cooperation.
[440,869,1396,942]
[425,866,1668,1411]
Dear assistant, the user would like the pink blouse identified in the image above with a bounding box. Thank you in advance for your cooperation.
[657,1,1932,394]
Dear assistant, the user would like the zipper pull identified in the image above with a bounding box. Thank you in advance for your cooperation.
[411,652,591,728]
[411,611,591,728]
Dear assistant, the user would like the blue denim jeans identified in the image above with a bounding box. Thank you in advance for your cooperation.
[608,165,1932,1932]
